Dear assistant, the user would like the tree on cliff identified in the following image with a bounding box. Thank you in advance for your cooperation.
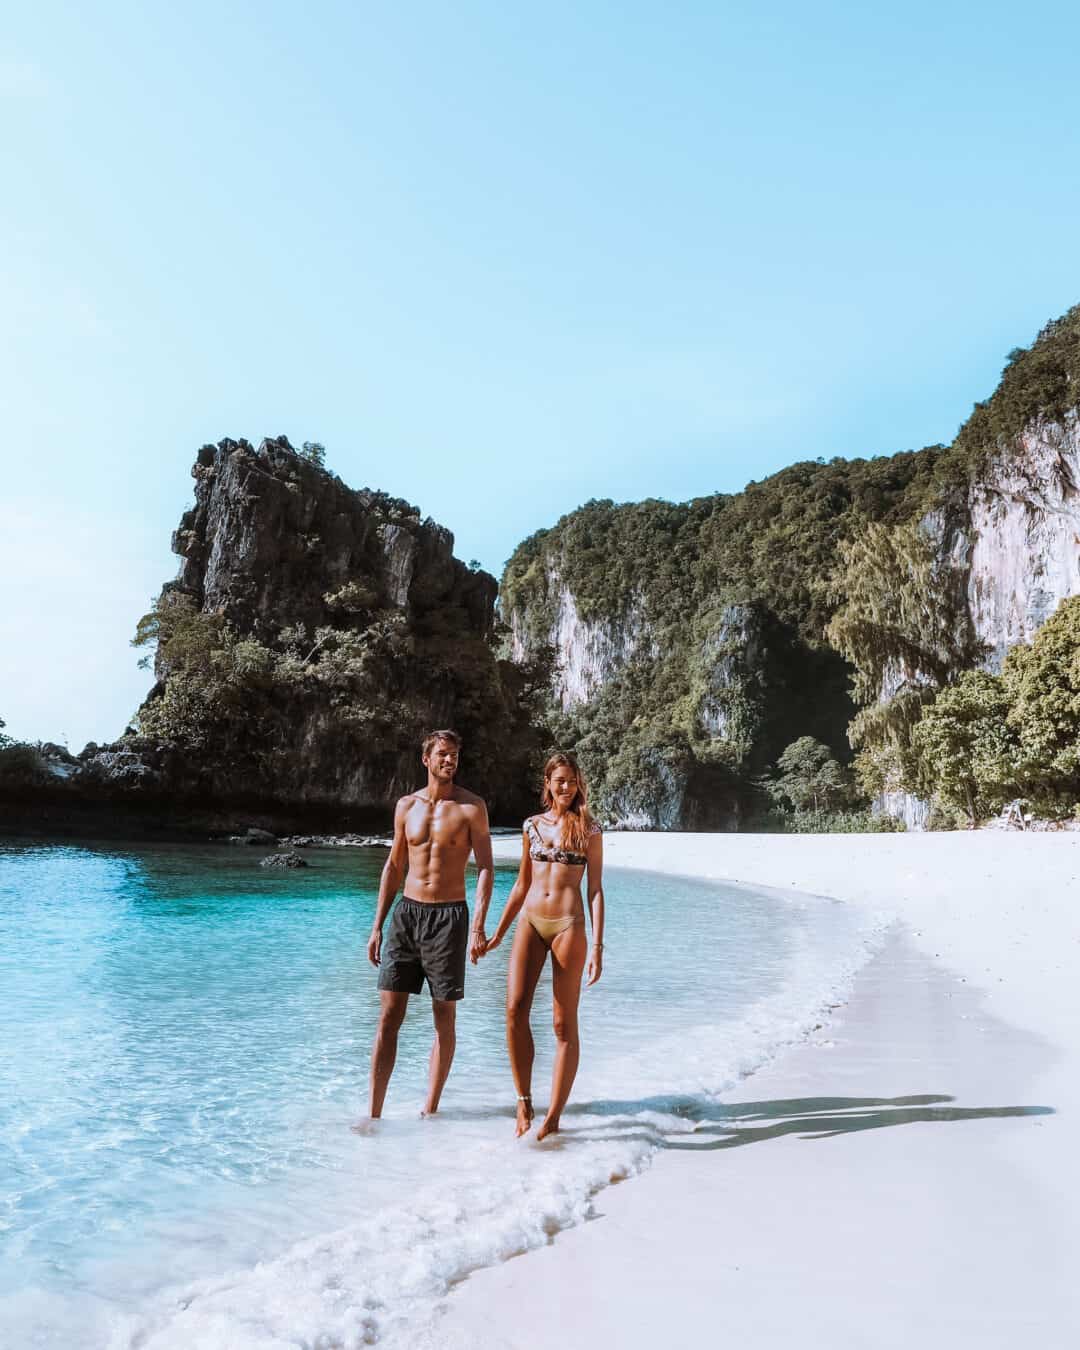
[1003,594,1080,809]
[826,520,985,781]
[902,596,1080,823]
[909,670,1017,825]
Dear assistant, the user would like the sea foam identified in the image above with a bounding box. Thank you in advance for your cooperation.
[103,888,888,1350]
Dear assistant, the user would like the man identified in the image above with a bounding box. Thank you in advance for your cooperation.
[365,729,494,1119]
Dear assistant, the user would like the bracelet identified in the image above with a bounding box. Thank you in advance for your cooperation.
[592,942,604,950]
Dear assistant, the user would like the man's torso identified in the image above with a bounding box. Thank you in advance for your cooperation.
[402,790,479,902]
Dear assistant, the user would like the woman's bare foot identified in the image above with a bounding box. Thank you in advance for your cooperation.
[535,1115,560,1141]
[515,1095,534,1137]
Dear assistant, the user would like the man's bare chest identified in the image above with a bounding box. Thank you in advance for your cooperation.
[405,801,471,851]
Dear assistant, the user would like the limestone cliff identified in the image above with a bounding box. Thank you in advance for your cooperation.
[503,304,1080,831]
[498,471,925,828]
[965,414,1080,665]
[170,438,496,653]
[509,577,655,711]
[867,312,1080,825]
[883,413,1080,827]
[45,437,545,823]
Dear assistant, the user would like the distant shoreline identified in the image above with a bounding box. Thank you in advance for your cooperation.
[0,795,393,845]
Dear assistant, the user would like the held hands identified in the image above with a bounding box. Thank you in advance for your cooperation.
[367,928,382,967]
[469,927,488,964]
[585,944,603,987]
[472,928,503,962]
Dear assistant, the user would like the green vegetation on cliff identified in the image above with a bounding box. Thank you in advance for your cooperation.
[503,450,944,823]
[505,302,1080,828]
[823,305,1080,817]
[904,597,1080,824]
[124,436,550,818]
[945,303,1080,483]
[0,717,50,788]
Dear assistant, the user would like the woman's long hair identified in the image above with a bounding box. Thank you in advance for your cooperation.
[541,751,594,855]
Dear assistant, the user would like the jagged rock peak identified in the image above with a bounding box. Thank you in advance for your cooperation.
[169,436,494,647]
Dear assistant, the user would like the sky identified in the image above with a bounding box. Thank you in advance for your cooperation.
[3,0,1080,749]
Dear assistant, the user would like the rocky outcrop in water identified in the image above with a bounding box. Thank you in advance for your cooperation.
[8,437,546,829]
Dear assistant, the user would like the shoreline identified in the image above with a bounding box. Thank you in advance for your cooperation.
[430,832,1080,1348]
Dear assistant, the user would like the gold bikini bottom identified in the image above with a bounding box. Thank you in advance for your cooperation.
[526,909,585,944]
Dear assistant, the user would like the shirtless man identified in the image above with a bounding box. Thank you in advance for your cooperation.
[365,730,494,1118]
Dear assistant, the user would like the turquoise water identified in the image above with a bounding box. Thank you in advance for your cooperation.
[0,838,884,1347]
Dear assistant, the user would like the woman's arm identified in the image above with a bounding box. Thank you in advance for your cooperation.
[585,831,604,986]
[482,831,532,952]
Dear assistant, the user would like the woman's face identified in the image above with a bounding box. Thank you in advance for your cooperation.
[547,767,579,808]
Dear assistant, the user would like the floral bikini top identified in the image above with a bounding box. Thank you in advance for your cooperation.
[525,816,602,867]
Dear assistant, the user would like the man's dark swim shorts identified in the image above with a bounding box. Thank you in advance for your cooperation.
[377,898,468,1001]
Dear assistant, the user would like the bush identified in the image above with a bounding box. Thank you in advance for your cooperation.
[748,806,905,834]
[1003,595,1080,811]
[0,742,50,787]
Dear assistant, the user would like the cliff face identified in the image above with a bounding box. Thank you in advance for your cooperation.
[115,437,544,818]
[172,437,495,655]
[965,414,1080,667]
[509,577,655,710]
[505,571,764,828]
[499,482,876,830]
[503,306,1080,831]
[871,417,1080,828]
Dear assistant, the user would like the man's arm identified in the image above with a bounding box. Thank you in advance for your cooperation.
[368,799,409,967]
[468,801,494,964]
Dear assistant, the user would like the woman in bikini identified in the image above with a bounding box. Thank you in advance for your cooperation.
[480,751,605,1139]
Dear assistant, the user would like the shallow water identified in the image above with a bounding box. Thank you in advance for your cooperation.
[0,838,887,1347]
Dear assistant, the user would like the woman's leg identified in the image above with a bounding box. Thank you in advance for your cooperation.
[506,917,548,1136]
[537,923,588,1141]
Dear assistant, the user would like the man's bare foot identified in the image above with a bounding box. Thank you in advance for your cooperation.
[535,1115,560,1141]
[351,1117,379,1136]
[420,1106,438,1118]
[515,1096,534,1138]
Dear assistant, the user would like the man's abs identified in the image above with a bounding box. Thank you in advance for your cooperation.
[403,797,473,901]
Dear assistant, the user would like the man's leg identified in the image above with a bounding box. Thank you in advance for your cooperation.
[369,991,409,1118]
[422,999,457,1115]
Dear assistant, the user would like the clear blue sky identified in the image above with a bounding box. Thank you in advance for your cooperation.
[3,0,1080,749]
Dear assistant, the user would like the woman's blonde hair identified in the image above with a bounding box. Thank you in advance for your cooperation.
[541,751,594,855]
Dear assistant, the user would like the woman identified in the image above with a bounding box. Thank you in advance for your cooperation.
[480,752,605,1139]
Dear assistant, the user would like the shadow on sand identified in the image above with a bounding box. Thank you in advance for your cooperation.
[555,1092,1054,1151]
[428,1092,1053,1151]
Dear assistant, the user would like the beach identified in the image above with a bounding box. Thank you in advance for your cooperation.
[429,831,1080,1349]
[3,831,1077,1348]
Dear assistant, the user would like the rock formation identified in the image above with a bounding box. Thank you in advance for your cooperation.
[9,437,545,828]
[502,307,1080,829]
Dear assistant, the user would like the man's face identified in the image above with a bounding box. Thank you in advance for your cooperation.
[425,739,459,781]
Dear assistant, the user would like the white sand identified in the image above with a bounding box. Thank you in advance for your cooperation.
[431,832,1080,1348]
